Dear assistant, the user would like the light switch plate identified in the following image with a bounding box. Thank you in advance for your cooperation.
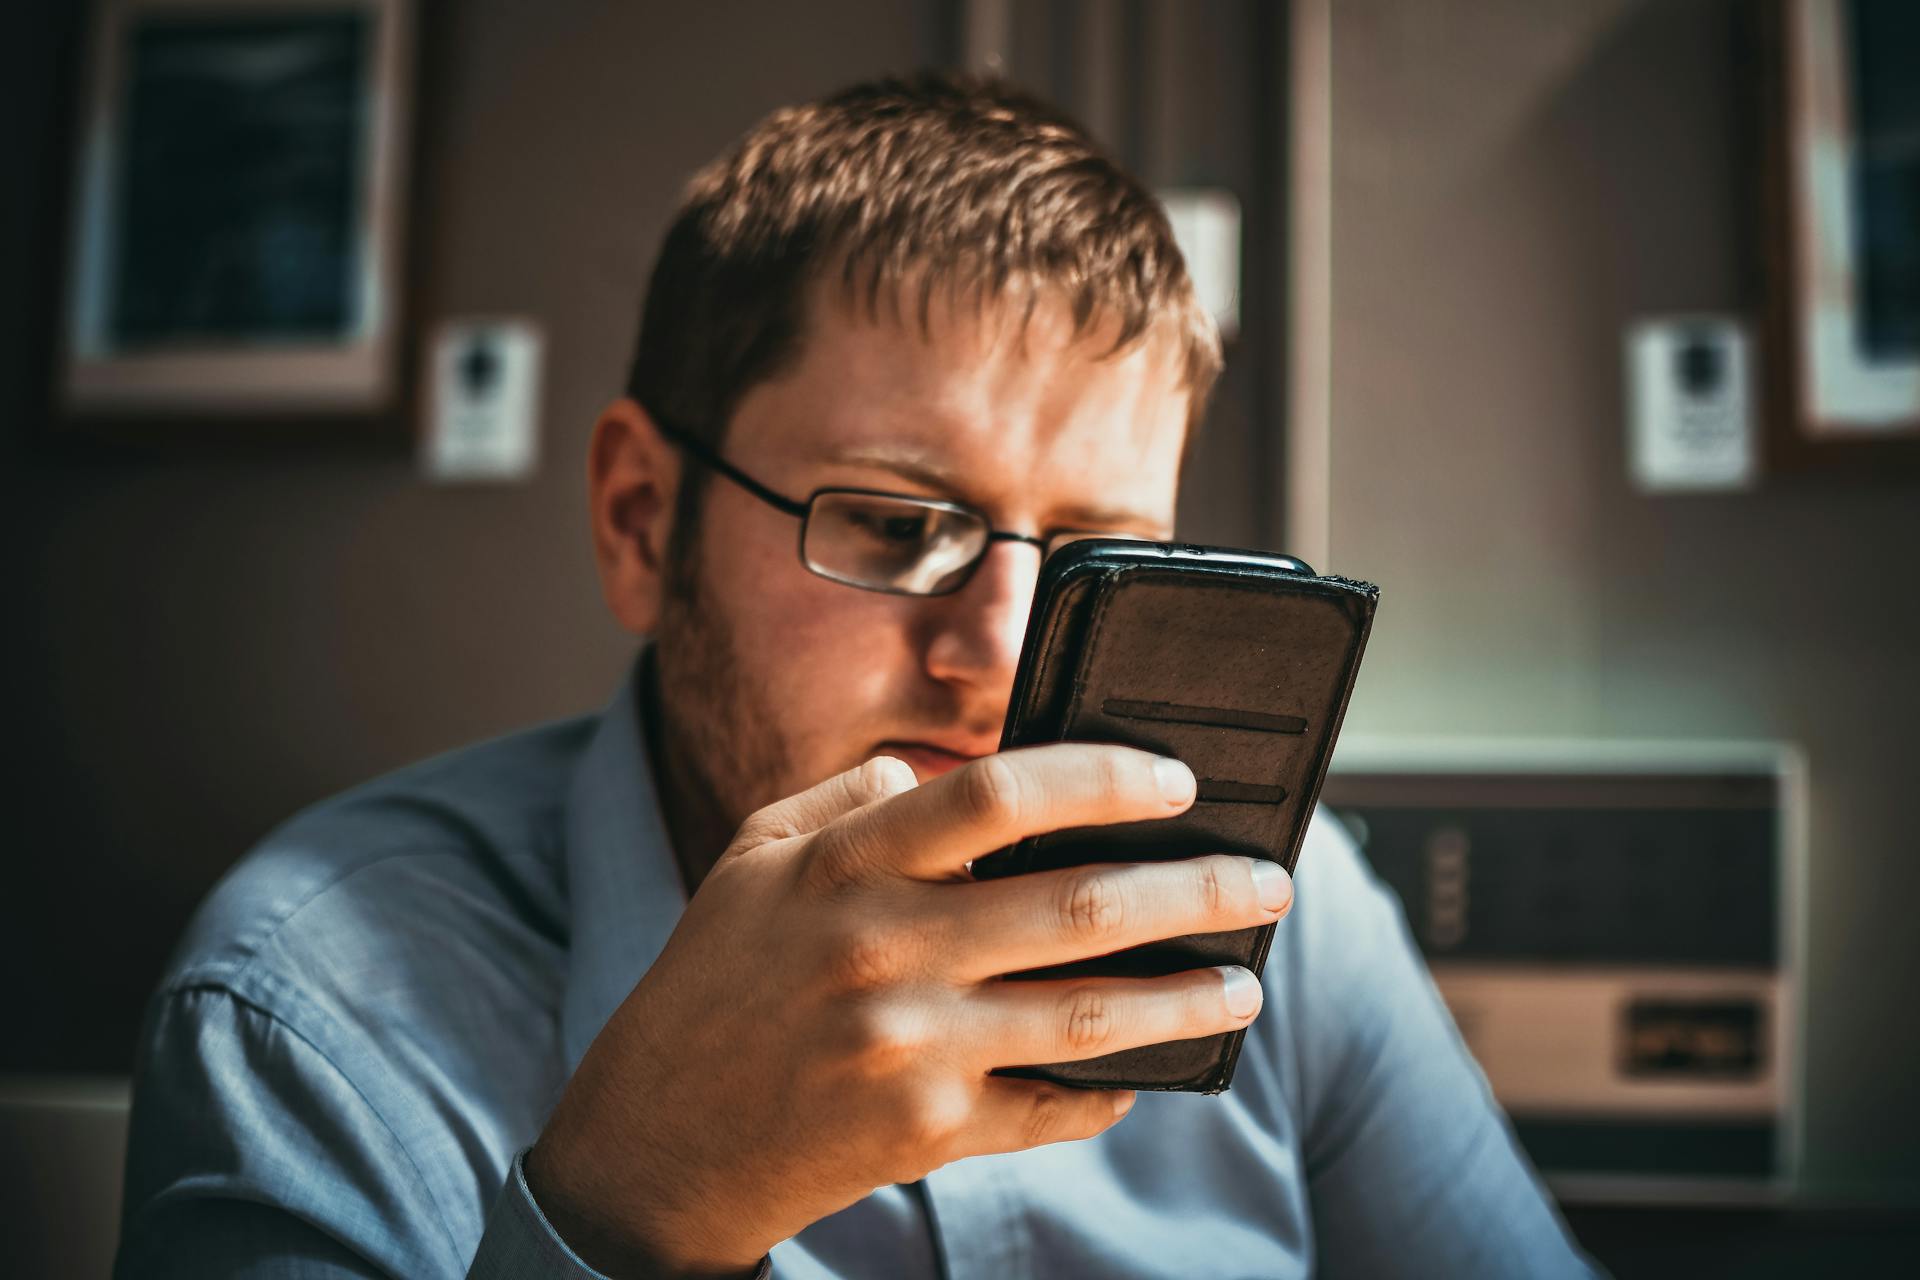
[1160,188,1241,341]
[422,318,543,483]
[1626,316,1756,493]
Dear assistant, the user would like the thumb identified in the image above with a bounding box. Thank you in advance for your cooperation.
[735,754,920,846]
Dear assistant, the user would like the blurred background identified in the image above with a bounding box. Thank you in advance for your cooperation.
[3,1,1918,1276]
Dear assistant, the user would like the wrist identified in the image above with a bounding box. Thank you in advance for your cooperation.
[524,1133,763,1280]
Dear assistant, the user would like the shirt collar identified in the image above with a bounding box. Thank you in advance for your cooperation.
[560,647,689,1074]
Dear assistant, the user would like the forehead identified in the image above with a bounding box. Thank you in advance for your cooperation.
[725,278,1191,525]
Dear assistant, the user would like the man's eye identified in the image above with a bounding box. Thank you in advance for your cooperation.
[850,510,931,545]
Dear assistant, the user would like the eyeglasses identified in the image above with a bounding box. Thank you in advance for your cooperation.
[651,414,1146,596]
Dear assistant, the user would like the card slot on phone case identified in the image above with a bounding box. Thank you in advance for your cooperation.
[1193,780,1290,804]
[1101,698,1308,735]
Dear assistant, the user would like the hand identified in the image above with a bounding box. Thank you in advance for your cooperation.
[524,743,1292,1278]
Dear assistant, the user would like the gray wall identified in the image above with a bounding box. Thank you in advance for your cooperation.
[1327,0,1920,1196]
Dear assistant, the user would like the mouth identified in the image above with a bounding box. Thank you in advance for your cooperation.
[876,740,989,782]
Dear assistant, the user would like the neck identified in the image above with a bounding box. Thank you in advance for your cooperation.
[638,647,735,895]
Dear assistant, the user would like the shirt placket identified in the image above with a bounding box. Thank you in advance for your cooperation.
[919,1155,1032,1280]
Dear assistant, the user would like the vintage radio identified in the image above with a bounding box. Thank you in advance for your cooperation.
[1322,740,1804,1204]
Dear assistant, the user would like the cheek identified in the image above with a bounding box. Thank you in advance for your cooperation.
[763,585,917,707]
[709,539,925,754]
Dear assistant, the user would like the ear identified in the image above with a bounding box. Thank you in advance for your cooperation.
[587,397,683,637]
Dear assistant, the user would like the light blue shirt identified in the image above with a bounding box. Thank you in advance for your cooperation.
[117,658,1594,1278]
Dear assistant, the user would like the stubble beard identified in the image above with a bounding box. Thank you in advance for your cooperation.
[649,523,797,879]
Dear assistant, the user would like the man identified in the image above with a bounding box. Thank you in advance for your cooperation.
[118,74,1591,1278]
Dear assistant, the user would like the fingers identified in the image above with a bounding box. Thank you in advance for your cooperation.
[970,966,1264,1069]
[951,1076,1137,1160]
[936,855,1292,981]
[809,743,1194,886]
[944,966,1262,1161]
[736,755,920,847]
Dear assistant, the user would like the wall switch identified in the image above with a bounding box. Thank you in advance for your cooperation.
[1626,316,1756,493]
[1160,188,1241,341]
[422,318,543,483]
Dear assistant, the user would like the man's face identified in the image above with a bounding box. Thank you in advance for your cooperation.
[652,285,1191,833]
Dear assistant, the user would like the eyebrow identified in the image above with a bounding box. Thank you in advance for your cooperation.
[817,443,1168,531]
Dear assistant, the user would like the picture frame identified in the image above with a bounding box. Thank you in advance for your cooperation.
[61,0,414,416]
[1761,0,1920,470]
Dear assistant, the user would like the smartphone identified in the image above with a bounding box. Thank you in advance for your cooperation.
[971,539,1378,1093]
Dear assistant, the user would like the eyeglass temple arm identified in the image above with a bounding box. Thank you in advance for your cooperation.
[652,409,1052,550]
[648,413,810,518]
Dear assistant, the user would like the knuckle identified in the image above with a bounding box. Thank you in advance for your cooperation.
[1057,869,1126,946]
[1196,856,1233,919]
[861,754,920,797]
[1188,975,1236,1032]
[732,804,795,850]
[1096,749,1135,801]
[806,846,860,896]
[900,1082,971,1156]
[844,999,926,1072]
[1060,986,1118,1055]
[1021,1085,1070,1148]
[826,925,906,992]
[807,821,879,895]
[960,754,1026,832]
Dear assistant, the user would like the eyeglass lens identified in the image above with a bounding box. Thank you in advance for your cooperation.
[804,492,990,594]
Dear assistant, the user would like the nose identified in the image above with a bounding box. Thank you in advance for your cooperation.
[920,538,1043,705]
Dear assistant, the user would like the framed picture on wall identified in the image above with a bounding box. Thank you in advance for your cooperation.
[61,0,414,416]
[1763,0,1920,469]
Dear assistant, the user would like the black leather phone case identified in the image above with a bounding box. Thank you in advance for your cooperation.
[971,539,1378,1093]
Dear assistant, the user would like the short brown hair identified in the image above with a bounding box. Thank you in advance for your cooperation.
[627,71,1221,537]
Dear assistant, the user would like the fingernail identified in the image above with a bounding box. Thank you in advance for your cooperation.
[1153,757,1195,805]
[1249,859,1292,914]
[1219,966,1263,1018]
[1111,1089,1137,1118]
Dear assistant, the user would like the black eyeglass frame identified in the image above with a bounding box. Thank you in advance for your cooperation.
[649,413,1121,597]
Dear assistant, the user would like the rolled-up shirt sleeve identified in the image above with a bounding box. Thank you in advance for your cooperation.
[468,1151,614,1279]
[470,1151,771,1280]
[119,983,450,1277]
[118,981,769,1280]
[111,985,496,1276]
